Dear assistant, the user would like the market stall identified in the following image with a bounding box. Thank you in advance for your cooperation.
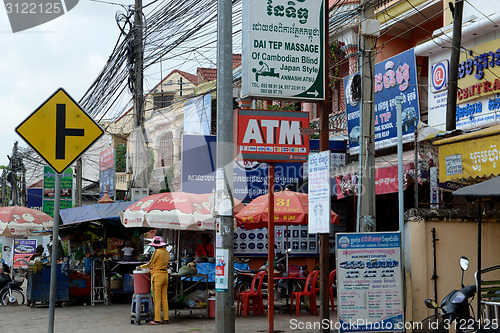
[59,201,151,302]
[120,192,221,314]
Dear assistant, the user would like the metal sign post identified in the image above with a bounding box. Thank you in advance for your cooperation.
[48,174,61,333]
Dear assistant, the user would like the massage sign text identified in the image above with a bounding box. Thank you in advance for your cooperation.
[242,0,325,100]
[236,109,309,162]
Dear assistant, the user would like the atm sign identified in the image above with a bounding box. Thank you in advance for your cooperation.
[236,109,309,163]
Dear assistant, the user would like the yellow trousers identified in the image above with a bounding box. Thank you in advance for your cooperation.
[151,273,169,322]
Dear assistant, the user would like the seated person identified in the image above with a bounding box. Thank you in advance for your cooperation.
[30,245,45,261]
[196,233,214,257]
[120,240,135,261]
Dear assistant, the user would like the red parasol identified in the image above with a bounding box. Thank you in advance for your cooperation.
[0,206,54,236]
[235,190,340,230]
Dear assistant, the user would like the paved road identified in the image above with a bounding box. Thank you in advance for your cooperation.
[0,300,338,333]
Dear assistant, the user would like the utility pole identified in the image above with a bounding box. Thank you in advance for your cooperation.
[357,0,377,232]
[75,158,82,207]
[319,2,330,331]
[133,0,145,189]
[446,0,463,131]
[215,0,235,331]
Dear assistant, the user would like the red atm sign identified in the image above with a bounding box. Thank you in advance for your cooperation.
[236,109,309,162]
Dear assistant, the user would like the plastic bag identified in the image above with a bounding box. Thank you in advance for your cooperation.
[184,289,207,308]
[178,264,197,276]
[288,264,300,277]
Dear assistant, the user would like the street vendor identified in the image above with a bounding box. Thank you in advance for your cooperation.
[196,233,214,258]
[140,236,170,325]
[48,235,65,260]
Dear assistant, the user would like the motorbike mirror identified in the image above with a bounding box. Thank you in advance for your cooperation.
[460,256,469,271]
[424,299,438,309]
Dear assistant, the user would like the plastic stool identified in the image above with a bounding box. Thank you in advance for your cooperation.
[130,293,153,325]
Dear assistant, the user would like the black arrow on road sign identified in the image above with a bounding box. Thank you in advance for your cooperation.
[56,104,85,159]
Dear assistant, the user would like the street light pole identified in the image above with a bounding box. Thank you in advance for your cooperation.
[357,0,377,232]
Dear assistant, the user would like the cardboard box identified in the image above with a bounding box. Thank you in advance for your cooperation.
[110,279,123,290]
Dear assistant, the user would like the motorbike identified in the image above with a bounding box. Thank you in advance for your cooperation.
[0,259,25,305]
[415,256,499,333]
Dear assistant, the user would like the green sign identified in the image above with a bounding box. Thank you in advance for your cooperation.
[43,166,73,217]
[242,0,325,101]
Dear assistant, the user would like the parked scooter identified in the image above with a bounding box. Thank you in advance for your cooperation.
[416,256,499,333]
[0,259,25,305]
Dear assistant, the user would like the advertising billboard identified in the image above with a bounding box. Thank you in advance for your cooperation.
[345,49,420,154]
[242,0,325,101]
[43,166,73,217]
[99,147,115,198]
[336,232,403,332]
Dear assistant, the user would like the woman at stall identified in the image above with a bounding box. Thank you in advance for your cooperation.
[140,236,170,325]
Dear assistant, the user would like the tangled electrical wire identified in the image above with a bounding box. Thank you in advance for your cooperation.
[79,0,242,125]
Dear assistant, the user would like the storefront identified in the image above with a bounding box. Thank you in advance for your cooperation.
[434,124,500,182]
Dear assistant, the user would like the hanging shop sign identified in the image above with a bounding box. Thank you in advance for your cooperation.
[241,0,325,101]
[308,151,331,234]
[435,124,500,182]
[428,39,500,130]
[345,49,420,154]
[236,109,309,162]
[99,147,115,198]
[336,232,404,332]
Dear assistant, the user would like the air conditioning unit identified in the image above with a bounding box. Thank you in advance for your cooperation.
[131,188,150,201]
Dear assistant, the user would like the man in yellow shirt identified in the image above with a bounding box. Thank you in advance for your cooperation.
[140,236,170,325]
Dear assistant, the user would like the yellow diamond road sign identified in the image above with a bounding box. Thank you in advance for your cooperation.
[16,88,104,174]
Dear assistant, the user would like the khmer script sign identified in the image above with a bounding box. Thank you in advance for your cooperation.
[241,0,325,101]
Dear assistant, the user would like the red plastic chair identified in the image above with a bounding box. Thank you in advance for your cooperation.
[290,270,319,316]
[237,270,266,317]
[329,269,336,311]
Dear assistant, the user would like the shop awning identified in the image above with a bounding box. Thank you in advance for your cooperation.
[333,151,415,199]
[434,124,500,183]
[60,201,137,225]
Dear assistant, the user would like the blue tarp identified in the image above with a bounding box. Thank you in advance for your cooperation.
[60,201,137,225]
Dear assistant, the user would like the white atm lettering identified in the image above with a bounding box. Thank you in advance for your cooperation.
[242,119,302,145]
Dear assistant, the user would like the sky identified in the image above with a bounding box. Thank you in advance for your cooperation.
[0,1,126,167]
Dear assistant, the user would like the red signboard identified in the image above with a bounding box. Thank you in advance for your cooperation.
[236,109,309,162]
[335,161,415,199]
[99,147,114,172]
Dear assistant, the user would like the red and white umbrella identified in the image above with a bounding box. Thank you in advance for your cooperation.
[0,206,54,236]
[121,192,215,230]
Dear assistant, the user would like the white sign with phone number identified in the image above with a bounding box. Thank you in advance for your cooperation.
[336,232,403,332]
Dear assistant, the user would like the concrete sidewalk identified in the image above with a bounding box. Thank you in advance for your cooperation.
[0,300,338,333]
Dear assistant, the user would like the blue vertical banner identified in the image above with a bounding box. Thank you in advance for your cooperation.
[99,147,115,198]
[345,49,420,154]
